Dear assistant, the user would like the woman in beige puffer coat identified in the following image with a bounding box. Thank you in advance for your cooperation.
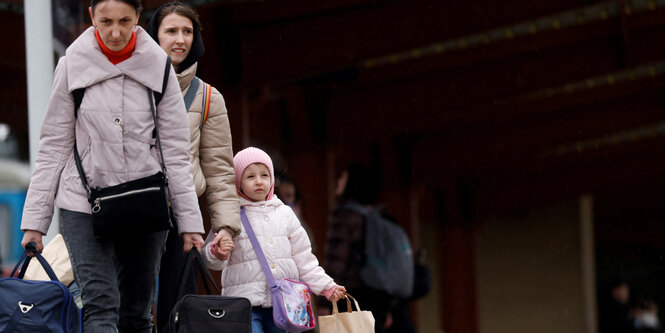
[146,3,241,331]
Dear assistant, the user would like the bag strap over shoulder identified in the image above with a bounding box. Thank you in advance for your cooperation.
[153,57,171,107]
[181,76,211,130]
[71,57,172,201]
[183,76,199,111]
[72,88,84,118]
[241,208,278,289]
[200,82,212,129]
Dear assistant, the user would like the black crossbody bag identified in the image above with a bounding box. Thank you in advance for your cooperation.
[72,58,174,240]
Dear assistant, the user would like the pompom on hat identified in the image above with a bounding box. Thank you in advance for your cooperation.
[234,147,275,201]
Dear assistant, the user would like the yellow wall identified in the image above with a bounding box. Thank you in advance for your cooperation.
[475,202,587,333]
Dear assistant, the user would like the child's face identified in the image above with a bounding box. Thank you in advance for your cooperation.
[241,163,271,202]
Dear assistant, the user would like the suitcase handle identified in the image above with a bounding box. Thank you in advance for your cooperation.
[10,241,59,281]
[177,248,221,297]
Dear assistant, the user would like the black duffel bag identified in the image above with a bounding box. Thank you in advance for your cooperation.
[169,249,251,332]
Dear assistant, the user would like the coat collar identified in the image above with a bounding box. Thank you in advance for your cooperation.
[66,26,168,93]
[240,196,285,209]
[177,62,198,92]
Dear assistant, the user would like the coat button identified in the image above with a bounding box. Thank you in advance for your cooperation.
[113,117,122,125]
[271,264,275,269]
[268,240,274,245]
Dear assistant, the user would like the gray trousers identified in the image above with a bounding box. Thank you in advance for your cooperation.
[60,209,167,333]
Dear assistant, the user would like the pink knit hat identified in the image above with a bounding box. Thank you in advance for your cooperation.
[233,147,275,201]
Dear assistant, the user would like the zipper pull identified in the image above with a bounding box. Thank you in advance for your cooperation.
[92,198,101,213]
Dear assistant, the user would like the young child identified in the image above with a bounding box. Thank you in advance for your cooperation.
[202,147,346,333]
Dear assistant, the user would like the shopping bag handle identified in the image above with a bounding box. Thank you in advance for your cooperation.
[10,241,59,281]
[332,293,363,314]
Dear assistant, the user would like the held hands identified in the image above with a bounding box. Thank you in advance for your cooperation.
[210,229,234,261]
[182,232,205,252]
[326,285,347,303]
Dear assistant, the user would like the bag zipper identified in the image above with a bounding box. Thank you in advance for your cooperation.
[92,186,161,213]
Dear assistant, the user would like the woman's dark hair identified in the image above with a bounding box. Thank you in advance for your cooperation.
[145,1,205,73]
[91,0,142,12]
[151,1,203,31]
[341,163,381,205]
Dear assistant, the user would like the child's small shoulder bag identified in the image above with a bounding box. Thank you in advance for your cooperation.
[241,208,316,332]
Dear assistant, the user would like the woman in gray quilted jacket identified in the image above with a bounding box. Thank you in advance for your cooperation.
[20,0,205,331]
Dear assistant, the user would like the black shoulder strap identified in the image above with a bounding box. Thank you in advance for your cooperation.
[72,88,85,118]
[71,57,172,200]
[153,57,172,107]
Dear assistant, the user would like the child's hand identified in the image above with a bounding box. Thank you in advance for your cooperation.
[326,285,347,303]
[210,235,234,261]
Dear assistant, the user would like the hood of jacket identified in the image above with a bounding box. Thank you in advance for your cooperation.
[145,4,205,74]
[66,26,168,93]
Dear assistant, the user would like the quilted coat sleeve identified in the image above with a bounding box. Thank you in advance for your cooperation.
[199,87,241,236]
[21,57,76,234]
[201,230,227,271]
[157,65,204,234]
[287,208,337,295]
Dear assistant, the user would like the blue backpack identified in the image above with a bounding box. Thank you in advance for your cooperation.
[0,242,81,332]
[343,202,415,299]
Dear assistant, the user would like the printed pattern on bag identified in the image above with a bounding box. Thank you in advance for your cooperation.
[278,279,313,327]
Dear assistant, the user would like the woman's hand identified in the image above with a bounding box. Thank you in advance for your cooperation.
[21,230,44,253]
[182,232,204,252]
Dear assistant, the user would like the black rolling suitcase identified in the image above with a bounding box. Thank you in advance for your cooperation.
[168,249,251,332]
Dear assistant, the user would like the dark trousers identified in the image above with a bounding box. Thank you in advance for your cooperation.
[61,209,167,333]
[156,222,198,332]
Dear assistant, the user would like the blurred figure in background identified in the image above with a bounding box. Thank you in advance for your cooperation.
[634,299,663,333]
[324,163,393,332]
[386,248,432,333]
[599,277,636,333]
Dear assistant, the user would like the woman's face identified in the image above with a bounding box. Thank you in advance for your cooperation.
[157,13,194,70]
[89,0,139,52]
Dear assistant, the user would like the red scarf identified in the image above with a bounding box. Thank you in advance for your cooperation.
[95,29,136,65]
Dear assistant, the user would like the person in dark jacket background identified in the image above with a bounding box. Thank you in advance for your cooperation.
[324,163,392,333]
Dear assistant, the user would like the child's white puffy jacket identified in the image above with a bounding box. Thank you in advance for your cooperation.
[202,196,336,307]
